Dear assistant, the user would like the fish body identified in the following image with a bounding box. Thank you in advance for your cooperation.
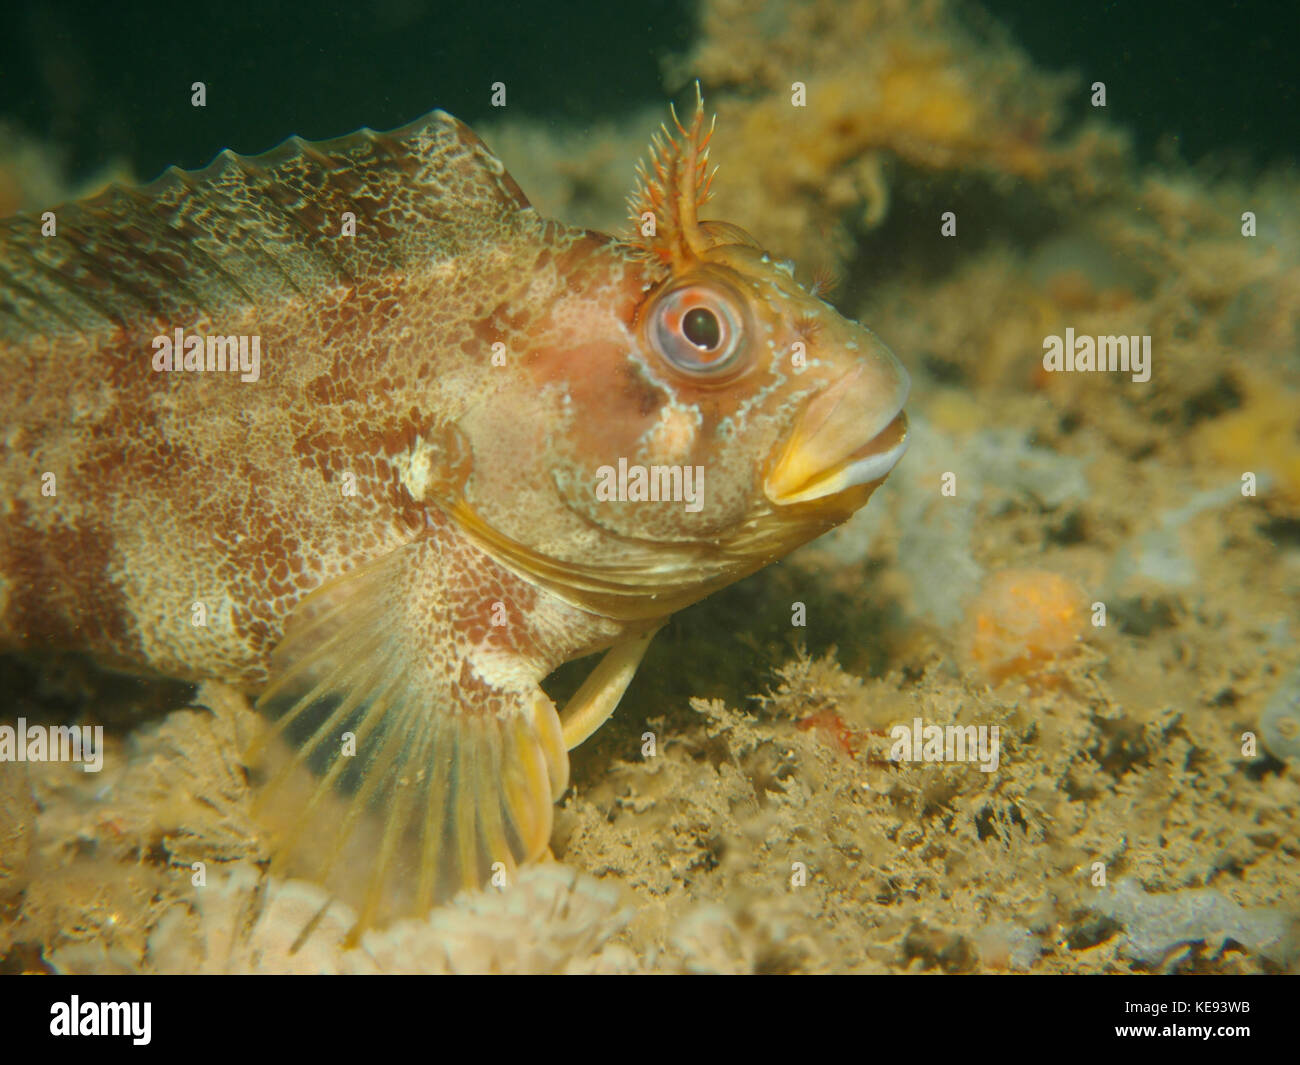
[0,94,908,932]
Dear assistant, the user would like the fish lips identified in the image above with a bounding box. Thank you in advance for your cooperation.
[764,352,910,506]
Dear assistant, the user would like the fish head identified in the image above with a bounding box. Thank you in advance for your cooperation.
[635,238,912,514]
[445,89,909,619]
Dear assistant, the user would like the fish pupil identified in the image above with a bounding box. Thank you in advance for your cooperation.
[683,307,721,350]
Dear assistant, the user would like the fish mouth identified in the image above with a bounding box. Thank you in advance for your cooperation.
[764,354,910,506]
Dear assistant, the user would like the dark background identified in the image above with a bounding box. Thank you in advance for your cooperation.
[0,0,1295,186]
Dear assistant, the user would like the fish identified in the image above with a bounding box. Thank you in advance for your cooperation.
[0,87,909,937]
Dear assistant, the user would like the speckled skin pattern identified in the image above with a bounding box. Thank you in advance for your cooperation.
[0,102,908,926]
[0,116,627,683]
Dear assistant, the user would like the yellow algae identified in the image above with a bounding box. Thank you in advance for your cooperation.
[669,0,1119,276]
[927,388,984,435]
[1197,369,1300,505]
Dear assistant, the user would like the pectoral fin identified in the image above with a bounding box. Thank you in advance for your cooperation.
[245,541,568,942]
[560,628,659,749]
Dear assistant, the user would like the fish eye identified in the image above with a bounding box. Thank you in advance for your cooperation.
[649,282,746,378]
[683,307,721,350]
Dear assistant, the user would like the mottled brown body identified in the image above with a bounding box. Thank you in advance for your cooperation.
[0,98,909,931]
[0,128,632,682]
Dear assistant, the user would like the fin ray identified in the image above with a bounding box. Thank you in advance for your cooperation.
[246,541,568,934]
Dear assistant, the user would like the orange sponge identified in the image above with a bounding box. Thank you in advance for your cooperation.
[968,568,1088,682]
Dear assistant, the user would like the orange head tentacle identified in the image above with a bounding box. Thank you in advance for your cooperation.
[627,81,718,269]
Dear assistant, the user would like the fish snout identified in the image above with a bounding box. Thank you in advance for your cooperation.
[763,337,910,506]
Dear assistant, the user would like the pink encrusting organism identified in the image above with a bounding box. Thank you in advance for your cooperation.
[0,87,909,937]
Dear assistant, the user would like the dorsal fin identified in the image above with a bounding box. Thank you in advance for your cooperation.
[0,111,533,340]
